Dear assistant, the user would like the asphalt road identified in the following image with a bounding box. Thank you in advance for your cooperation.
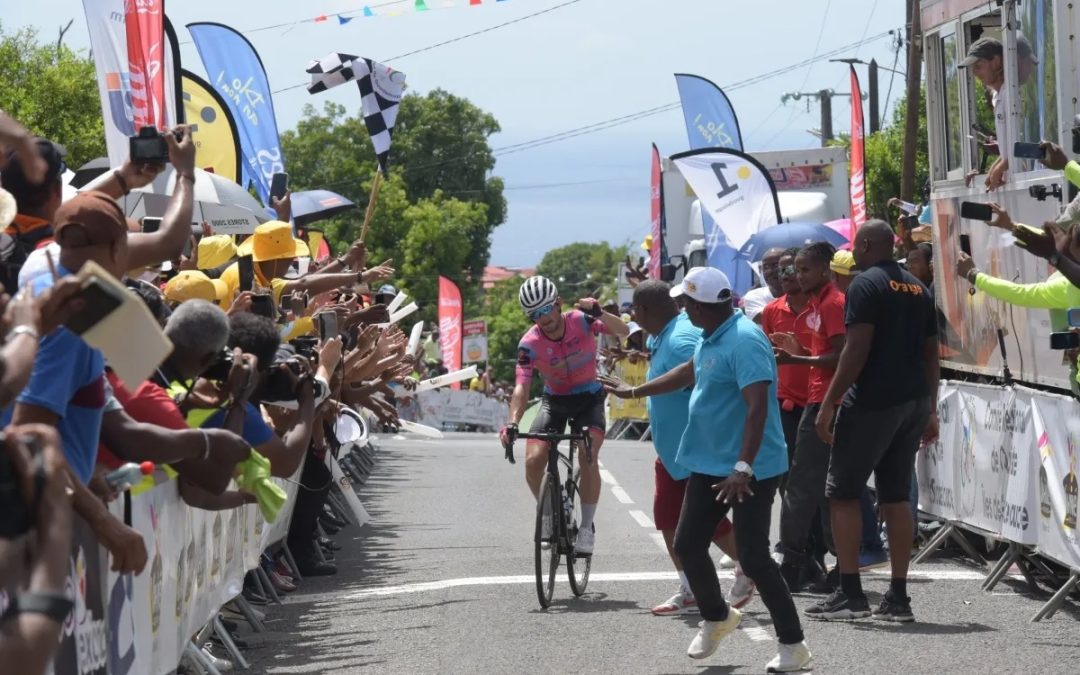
[242,433,1080,674]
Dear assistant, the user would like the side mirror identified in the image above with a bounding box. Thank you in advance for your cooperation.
[660,264,677,282]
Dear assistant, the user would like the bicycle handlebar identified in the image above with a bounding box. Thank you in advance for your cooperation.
[503,430,593,465]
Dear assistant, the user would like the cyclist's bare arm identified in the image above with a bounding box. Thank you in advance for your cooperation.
[508,382,529,426]
[598,309,630,338]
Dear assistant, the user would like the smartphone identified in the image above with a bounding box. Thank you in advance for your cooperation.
[960,201,993,221]
[959,234,973,257]
[1050,332,1080,350]
[64,276,126,335]
[129,127,169,163]
[238,255,255,293]
[1014,141,1046,160]
[182,236,193,259]
[250,293,274,319]
[141,217,162,234]
[1068,308,1080,328]
[318,311,338,340]
[270,172,289,202]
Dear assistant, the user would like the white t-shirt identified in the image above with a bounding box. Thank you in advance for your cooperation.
[740,286,775,320]
[992,87,1008,166]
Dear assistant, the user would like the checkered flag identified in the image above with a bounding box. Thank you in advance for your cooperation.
[306,53,406,175]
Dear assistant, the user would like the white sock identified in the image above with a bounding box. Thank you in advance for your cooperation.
[580,503,597,531]
[678,570,693,596]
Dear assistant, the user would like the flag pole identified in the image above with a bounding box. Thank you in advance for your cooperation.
[360,170,383,242]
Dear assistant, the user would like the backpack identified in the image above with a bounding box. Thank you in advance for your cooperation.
[0,225,53,294]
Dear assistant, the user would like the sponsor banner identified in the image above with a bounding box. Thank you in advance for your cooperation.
[182,70,243,183]
[462,319,488,364]
[919,381,1075,556]
[413,389,508,430]
[649,144,665,278]
[608,359,648,421]
[848,66,867,229]
[438,276,463,386]
[673,73,743,151]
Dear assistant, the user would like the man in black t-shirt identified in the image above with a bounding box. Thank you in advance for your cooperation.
[804,219,940,624]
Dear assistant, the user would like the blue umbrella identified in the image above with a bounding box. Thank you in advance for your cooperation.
[285,189,357,226]
[738,222,850,262]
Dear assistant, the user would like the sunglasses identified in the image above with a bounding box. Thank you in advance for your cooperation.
[528,303,557,322]
[780,265,797,278]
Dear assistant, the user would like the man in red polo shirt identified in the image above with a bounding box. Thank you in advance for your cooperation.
[760,248,811,495]
[773,242,847,592]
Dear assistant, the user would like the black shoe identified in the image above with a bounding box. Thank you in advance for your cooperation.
[242,589,268,605]
[297,559,338,576]
[317,536,342,551]
[321,510,347,528]
[873,590,914,623]
[807,565,838,595]
[780,562,806,593]
[804,590,871,620]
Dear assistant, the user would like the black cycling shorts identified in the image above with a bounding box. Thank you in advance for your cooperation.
[529,390,607,436]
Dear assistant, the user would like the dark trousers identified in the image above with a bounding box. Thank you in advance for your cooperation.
[778,404,803,497]
[780,403,833,561]
[287,453,331,560]
[674,473,805,645]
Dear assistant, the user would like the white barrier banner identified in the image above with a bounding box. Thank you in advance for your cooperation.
[413,389,507,430]
[919,381,1079,566]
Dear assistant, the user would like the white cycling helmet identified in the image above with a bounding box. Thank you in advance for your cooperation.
[519,275,558,313]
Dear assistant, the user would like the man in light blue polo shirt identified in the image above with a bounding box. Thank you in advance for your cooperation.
[613,268,810,672]
[603,280,754,617]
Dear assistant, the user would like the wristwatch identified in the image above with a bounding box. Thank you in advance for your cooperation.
[733,461,754,477]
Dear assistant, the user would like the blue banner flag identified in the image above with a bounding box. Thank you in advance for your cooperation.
[673,73,743,151]
[187,22,284,204]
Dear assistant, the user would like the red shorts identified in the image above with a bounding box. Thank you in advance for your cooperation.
[653,458,734,536]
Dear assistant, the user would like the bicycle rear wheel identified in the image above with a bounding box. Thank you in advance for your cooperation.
[565,467,591,596]
[535,472,560,608]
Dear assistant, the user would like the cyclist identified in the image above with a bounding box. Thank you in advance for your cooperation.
[500,275,629,554]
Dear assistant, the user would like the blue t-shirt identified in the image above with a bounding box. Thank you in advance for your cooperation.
[201,402,275,447]
[1,265,106,483]
[675,313,788,480]
[646,313,701,480]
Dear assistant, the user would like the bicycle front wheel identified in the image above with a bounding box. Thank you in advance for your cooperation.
[565,468,591,596]
[535,472,559,608]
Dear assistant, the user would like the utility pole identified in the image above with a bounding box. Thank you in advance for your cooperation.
[900,0,923,202]
[781,89,863,146]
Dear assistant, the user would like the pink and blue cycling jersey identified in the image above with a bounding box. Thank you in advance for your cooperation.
[516,310,609,396]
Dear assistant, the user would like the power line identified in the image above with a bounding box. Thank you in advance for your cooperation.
[271,0,585,94]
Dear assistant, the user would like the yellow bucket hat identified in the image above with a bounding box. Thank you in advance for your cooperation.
[198,234,238,270]
[830,250,856,276]
[164,270,229,305]
[236,220,310,262]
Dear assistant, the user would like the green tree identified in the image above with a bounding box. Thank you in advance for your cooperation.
[482,278,531,383]
[0,25,105,165]
[535,241,629,301]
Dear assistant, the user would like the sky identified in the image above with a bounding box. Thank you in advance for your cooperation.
[6,0,906,267]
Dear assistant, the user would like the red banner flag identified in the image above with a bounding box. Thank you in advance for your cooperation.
[649,143,664,279]
[849,66,867,230]
[125,0,166,131]
[438,276,464,389]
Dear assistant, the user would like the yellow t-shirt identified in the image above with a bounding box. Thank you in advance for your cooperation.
[220,261,289,305]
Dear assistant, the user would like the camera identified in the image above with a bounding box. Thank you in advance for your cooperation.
[262,357,305,403]
[0,432,42,539]
[290,336,318,359]
[202,348,234,381]
[129,126,171,164]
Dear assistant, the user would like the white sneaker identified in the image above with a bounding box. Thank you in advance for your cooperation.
[766,640,813,672]
[727,565,756,609]
[651,589,698,616]
[719,553,737,569]
[575,523,595,555]
[687,608,742,659]
[540,515,552,550]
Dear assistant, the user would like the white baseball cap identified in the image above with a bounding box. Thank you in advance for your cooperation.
[670,267,732,304]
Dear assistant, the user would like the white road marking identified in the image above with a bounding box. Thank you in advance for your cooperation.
[629,510,655,529]
[742,616,772,642]
[599,469,617,485]
[650,533,670,555]
[610,485,635,504]
[284,568,997,605]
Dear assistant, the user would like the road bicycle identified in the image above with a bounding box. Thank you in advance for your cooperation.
[505,429,593,608]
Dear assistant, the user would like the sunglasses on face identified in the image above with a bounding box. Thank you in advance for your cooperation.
[780,265,797,278]
[528,303,557,322]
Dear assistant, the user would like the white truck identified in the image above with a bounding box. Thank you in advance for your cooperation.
[661,147,850,273]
